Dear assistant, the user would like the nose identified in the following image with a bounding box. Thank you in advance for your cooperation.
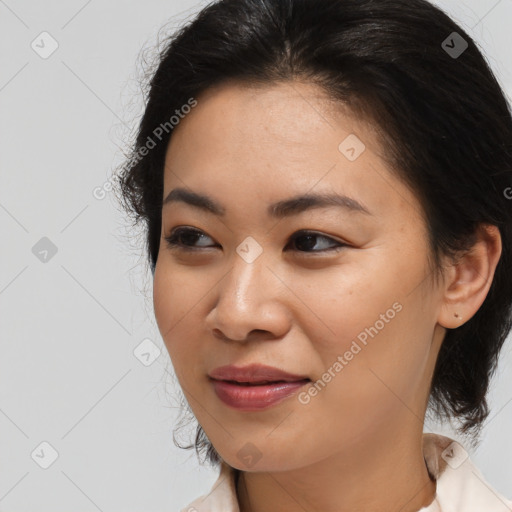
[204,248,292,343]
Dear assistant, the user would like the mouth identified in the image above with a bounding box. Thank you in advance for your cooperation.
[208,364,311,410]
[209,375,311,411]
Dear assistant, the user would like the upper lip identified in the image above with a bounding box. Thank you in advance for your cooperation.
[209,364,310,383]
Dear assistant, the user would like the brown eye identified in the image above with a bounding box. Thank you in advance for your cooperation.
[164,227,218,251]
[285,230,347,254]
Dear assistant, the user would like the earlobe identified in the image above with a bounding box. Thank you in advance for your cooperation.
[437,224,502,329]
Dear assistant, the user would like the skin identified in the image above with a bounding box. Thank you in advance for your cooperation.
[153,80,502,512]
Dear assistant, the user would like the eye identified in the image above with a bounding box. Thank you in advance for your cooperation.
[164,227,347,254]
[164,227,218,251]
[285,230,347,254]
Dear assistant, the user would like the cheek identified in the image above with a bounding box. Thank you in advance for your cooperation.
[152,265,173,340]
[153,256,198,333]
[290,265,400,353]
[312,300,433,430]
[152,262,194,358]
[153,259,215,389]
[315,249,431,356]
[299,263,432,404]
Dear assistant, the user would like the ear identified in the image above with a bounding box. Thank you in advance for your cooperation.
[437,223,502,329]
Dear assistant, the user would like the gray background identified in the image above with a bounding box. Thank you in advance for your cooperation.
[1,0,511,511]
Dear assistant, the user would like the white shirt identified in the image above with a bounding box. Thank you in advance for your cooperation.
[179,433,512,512]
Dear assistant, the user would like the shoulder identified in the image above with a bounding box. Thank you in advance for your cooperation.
[423,432,512,512]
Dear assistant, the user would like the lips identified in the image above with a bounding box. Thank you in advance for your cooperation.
[208,364,311,411]
[208,363,310,384]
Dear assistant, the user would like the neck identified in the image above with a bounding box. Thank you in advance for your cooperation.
[236,419,437,512]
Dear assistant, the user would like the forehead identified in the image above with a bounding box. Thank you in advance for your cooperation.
[168,79,375,152]
[162,80,421,224]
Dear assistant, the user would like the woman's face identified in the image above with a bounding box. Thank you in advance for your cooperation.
[153,80,448,471]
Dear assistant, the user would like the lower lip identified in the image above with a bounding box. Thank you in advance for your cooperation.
[210,379,310,411]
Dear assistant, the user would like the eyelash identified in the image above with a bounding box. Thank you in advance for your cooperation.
[164,227,347,255]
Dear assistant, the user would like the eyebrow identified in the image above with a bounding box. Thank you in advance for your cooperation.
[162,187,372,217]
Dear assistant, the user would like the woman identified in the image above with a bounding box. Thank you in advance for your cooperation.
[115,0,512,510]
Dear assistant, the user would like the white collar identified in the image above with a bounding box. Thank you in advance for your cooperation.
[181,433,512,512]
